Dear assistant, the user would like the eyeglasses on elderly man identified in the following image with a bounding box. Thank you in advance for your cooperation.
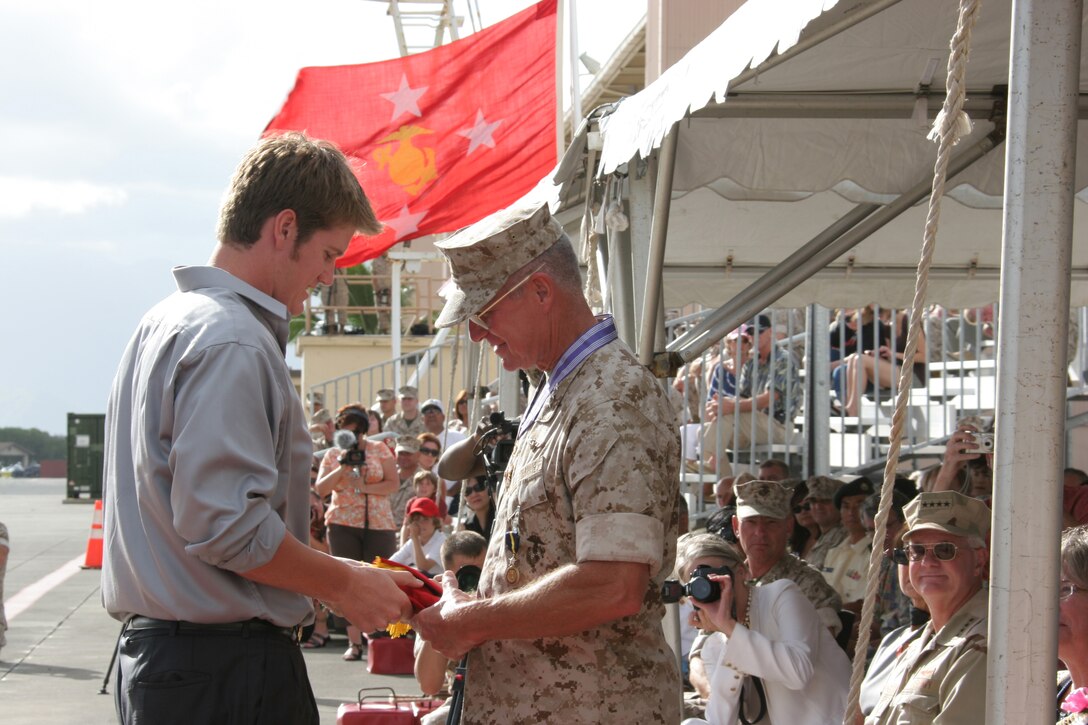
[468,264,546,331]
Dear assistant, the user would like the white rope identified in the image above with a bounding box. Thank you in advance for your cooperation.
[842,0,983,721]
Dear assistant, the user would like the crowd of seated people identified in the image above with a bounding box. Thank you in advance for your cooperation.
[679,445,1088,724]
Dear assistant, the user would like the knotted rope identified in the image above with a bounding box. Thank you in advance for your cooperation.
[843,0,983,721]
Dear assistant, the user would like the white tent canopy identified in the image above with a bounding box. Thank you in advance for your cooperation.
[592,0,1088,309]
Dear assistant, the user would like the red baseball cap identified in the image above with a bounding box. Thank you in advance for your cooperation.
[407,497,441,519]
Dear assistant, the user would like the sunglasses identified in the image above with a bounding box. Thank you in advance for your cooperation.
[902,542,963,562]
[468,264,545,331]
[419,447,440,457]
[464,481,489,495]
[1060,581,1087,600]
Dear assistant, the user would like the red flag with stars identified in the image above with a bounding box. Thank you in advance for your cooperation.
[263,0,558,267]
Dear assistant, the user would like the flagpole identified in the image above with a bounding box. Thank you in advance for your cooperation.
[556,0,566,158]
[568,0,582,141]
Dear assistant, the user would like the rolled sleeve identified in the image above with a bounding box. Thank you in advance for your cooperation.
[564,401,677,578]
[169,342,289,573]
[575,512,665,574]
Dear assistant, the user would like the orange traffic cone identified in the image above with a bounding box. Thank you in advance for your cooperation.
[83,499,104,569]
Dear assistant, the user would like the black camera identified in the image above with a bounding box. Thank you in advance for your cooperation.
[455,564,482,593]
[338,447,366,467]
[479,411,519,492]
[661,564,733,604]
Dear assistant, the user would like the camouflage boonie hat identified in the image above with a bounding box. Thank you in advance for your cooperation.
[375,388,395,402]
[903,491,991,541]
[395,436,421,454]
[805,475,842,501]
[734,479,793,520]
[434,201,564,329]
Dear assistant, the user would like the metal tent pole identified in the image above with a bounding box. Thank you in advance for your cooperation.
[640,123,679,367]
[986,0,1082,721]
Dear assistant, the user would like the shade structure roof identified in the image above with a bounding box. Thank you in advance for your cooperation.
[593,0,1088,309]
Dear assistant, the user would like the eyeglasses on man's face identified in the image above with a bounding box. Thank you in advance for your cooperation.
[468,264,545,331]
[903,541,963,562]
[1060,580,1087,600]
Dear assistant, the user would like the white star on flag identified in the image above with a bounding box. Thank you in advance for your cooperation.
[457,110,503,155]
[380,75,428,123]
[383,206,428,240]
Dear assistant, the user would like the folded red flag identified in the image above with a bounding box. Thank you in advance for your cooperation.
[372,557,443,636]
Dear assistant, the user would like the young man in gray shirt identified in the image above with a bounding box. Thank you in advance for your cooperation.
[102,133,416,725]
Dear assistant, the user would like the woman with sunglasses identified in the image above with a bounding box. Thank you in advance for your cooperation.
[314,408,399,661]
[461,476,496,541]
[788,481,819,558]
[1058,525,1088,724]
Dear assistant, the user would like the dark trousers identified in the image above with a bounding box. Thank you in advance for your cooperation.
[326,524,397,563]
[114,622,318,725]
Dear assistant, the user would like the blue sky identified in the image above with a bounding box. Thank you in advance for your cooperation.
[0,0,643,435]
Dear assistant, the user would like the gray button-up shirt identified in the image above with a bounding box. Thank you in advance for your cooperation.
[102,266,313,626]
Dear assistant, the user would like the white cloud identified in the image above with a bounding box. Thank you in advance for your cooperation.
[0,177,128,219]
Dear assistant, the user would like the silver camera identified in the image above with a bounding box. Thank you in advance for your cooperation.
[973,432,995,453]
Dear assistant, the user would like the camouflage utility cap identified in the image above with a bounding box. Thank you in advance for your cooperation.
[395,436,421,454]
[375,388,395,402]
[398,385,418,399]
[434,201,564,328]
[903,491,991,541]
[806,475,843,501]
[735,479,793,520]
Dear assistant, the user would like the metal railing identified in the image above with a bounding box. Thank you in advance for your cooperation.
[308,331,504,424]
[301,271,444,337]
[672,303,1088,519]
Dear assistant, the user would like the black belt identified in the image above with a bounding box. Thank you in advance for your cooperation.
[125,616,303,642]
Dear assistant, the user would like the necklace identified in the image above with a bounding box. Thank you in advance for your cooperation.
[743,582,754,629]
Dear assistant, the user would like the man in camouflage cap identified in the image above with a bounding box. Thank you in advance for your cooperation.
[412,200,680,724]
[804,474,848,569]
[731,479,843,632]
[390,435,422,528]
[374,388,397,423]
[866,491,991,725]
[386,385,425,437]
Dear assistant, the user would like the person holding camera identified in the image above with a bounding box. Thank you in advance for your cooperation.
[315,407,400,661]
[412,202,680,724]
[932,416,994,499]
[676,533,850,725]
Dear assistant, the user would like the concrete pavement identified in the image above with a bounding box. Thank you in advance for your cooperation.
[0,479,428,724]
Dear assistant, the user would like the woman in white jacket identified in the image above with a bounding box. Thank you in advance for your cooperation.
[680,533,850,725]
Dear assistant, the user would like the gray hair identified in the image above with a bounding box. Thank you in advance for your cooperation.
[1062,524,1088,588]
[675,532,743,582]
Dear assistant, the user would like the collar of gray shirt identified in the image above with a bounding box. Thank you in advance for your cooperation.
[173,265,290,352]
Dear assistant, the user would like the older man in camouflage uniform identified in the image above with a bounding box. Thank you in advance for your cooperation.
[733,479,843,631]
[412,201,680,724]
[866,491,990,725]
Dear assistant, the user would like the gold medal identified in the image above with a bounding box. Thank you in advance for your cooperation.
[505,564,520,584]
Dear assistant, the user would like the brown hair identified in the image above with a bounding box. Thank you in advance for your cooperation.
[217,132,382,249]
